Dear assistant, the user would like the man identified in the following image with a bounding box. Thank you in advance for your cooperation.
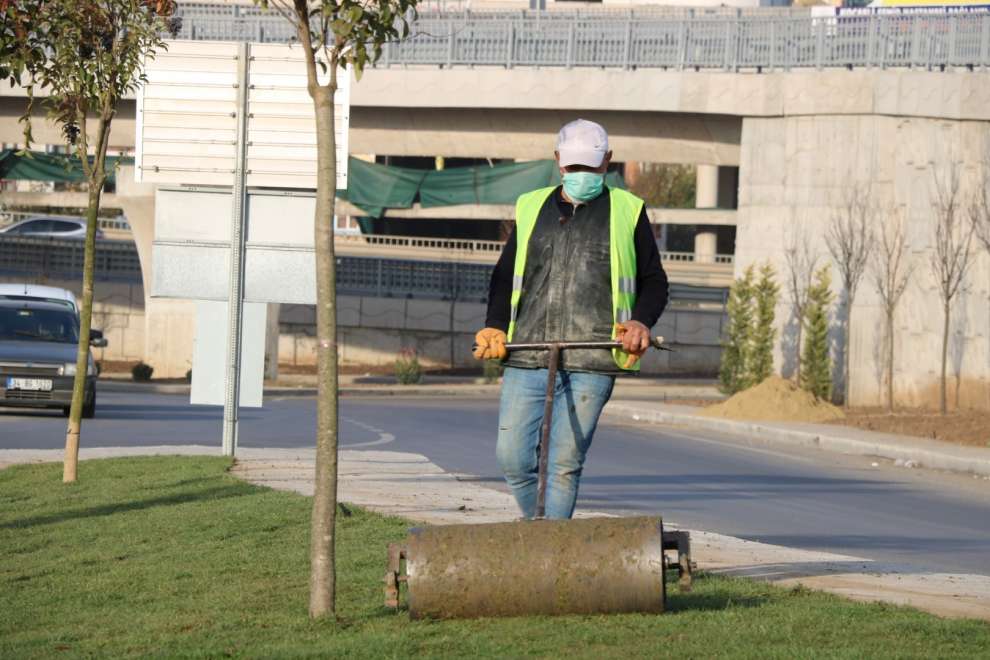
[473,119,669,520]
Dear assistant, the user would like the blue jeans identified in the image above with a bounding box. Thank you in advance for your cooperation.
[495,366,615,520]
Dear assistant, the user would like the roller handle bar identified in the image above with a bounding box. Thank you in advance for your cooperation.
[501,336,670,352]
[471,337,671,353]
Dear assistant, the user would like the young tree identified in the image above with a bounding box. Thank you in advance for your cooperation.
[783,224,820,381]
[800,265,834,401]
[627,162,697,209]
[825,184,874,404]
[870,210,913,413]
[929,164,976,414]
[1,0,177,483]
[718,265,755,395]
[971,138,990,255]
[253,0,417,619]
[750,262,779,385]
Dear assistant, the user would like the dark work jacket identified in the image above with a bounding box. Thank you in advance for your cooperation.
[506,187,645,374]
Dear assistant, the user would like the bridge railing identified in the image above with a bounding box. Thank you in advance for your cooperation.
[335,231,505,257]
[174,7,990,70]
[383,13,990,70]
[336,232,734,266]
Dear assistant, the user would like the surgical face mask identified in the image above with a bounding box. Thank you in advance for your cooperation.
[561,171,604,204]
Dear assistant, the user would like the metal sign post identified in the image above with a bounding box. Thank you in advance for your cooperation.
[140,40,350,456]
[222,42,250,456]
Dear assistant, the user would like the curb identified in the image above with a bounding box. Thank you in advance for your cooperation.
[99,380,190,395]
[603,402,990,478]
[97,380,500,398]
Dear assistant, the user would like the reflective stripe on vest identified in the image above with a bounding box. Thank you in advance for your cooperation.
[508,186,644,371]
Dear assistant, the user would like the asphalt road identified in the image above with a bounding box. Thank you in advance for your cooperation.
[2,387,989,576]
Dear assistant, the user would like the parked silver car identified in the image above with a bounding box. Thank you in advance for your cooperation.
[0,216,105,240]
[0,283,79,314]
[0,298,106,417]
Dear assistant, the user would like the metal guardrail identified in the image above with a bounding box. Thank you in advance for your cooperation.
[337,255,493,300]
[335,254,727,305]
[0,236,143,283]
[0,235,727,305]
[174,7,990,70]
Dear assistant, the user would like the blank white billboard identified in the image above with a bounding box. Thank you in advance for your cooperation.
[135,40,349,189]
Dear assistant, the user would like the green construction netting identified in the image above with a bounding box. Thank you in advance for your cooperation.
[338,157,625,218]
[0,149,129,185]
[1,150,626,219]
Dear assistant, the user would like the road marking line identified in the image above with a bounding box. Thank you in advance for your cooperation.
[339,415,395,448]
[657,428,816,464]
[341,433,396,448]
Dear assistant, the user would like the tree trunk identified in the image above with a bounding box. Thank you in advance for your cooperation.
[794,314,803,382]
[843,301,852,405]
[939,301,950,415]
[63,170,105,483]
[885,310,894,413]
[308,85,339,619]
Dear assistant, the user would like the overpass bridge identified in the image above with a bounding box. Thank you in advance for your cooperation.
[2,7,989,408]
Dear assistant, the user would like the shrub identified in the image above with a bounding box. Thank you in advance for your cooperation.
[800,265,834,401]
[185,369,192,383]
[394,348,422,385]
[131,362,154,382]
[718,265,755,395]
[750,262,780,385]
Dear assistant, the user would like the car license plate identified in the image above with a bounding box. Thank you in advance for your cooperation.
[5,377,53,392]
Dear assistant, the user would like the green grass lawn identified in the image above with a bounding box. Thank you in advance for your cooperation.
[1,456,988,659]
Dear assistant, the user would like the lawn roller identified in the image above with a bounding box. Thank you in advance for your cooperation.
[384,337,693,619]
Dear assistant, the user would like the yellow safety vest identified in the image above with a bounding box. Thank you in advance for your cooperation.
[507,186,644,371]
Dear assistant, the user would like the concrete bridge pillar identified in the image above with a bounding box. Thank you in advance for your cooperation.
[695,164,719,208]
[116,166,195,379]
[694,165,719,264]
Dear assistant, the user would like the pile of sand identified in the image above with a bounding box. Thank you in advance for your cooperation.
[700,375,845,423]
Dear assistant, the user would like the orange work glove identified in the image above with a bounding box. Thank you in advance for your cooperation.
[615,321,650,369]
[473,327,508,361]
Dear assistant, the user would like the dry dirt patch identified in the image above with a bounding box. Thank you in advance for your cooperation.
[699,375,845,423]
[832,409,990,449]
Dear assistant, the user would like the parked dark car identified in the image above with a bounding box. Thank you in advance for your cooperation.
[0,299,106,417]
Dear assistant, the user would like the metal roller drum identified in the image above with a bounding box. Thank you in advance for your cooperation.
[392,516,667,619]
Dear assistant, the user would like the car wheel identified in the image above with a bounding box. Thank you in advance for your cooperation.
[82,397,96,419]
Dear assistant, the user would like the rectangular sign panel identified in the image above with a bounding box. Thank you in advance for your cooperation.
[136,40,349,189]
[152,186,326,304]
[191,300,266,408]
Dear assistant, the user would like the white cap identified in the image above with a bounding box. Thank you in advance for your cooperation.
[556,119,609,168]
